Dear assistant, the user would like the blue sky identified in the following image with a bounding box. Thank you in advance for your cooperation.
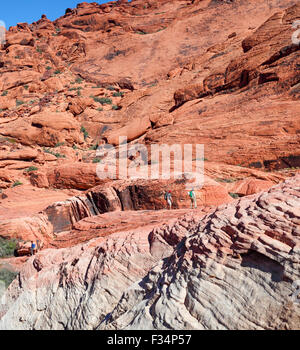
[1,1,115,29]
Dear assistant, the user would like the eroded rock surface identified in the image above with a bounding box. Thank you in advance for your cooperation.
[0,175,299,330]
[0,0,300,330]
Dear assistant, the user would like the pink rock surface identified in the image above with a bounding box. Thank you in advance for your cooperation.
[0,175,298,330]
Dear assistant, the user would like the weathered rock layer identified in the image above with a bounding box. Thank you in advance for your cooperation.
[0,175,299,330]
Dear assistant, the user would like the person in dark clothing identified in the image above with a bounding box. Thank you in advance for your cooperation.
[164,191,172,209]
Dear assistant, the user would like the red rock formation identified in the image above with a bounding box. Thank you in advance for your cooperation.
[0,0,299,330]
[0,175,298,330]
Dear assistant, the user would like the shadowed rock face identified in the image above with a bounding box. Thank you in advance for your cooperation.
[0,176,231,245]
[0,175,299,330]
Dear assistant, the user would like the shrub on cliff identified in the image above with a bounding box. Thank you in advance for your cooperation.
[0,268,18,288]
[0,238,18,258]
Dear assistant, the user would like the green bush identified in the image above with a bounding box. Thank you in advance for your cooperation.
[0,238,18,258]
[43,148,66,158]
[1,90,8,96]
[112,91,124,97]
[80,126,89,140]
[75,77,83,84]
[112,105,119,110]
[92,158,102,163]
[106,86,116,91]
[4,137,16,144]
[25,166,38,172]
[16,100,25,106]
[93,97,112,105]
[12,181,23,188]
[0,268,18,288]
[229,192,240,199]
[54,142,65,148]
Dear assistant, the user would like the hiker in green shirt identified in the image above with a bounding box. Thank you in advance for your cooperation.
[188,189,197,209]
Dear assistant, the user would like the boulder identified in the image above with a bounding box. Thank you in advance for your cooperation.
[68,97,95,115]
[0,71,41,91]
[104,116,151,145]
[43,77,65,93]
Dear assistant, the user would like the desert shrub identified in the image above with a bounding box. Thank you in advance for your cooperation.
[106,86,116,91]
[192,157,208,161]
[112,91,124,97]
[25,166,38,172]
[93,97,112,105]
[54,142,65,148]
[0,268,18,288]
[43,148,66,158]
[75,77,83,84]
[12,181,23,188]
[112,105,119,110]
[54,153,66,158]
[0,238,18,258]
[229,192,240,199]
[4,137,16,144]
[92,158,101,163]
[16,100,25,106]
[80,126,89,140]
[89,144,98,150]
[1,90,8,96]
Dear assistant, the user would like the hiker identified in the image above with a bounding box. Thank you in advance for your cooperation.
[30,241,36,256]
[164,190,172,210]
[189,188,197,209]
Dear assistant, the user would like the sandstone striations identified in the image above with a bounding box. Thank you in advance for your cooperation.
[0,175,299,329]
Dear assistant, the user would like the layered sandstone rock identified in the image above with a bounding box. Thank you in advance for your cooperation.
[0,0,300,331]
[0,0,299,196]
[0,175,299,330]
